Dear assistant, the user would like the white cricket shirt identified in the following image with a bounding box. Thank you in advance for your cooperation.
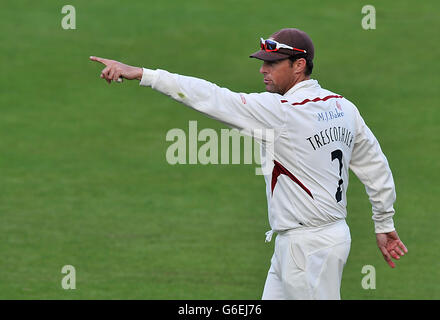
[140,68,396,234]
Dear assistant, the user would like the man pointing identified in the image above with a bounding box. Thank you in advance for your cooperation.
[90,28,407,299]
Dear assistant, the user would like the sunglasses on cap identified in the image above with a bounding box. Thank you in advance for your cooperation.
[260,38,307,54]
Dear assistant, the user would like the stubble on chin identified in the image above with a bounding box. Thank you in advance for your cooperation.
[265,84,282,94]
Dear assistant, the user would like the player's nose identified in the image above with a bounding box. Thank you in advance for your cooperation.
[259,62,269,74]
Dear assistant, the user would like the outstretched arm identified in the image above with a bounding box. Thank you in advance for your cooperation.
[89,56,286,140]
[376,231,408,268]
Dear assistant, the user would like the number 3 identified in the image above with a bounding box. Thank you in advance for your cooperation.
[331,149,344,202]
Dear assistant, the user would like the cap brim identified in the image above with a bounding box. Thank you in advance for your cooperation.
[249,50,290,61]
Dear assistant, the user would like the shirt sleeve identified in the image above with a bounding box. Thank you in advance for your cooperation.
[349,107,396,233]
[139,68,286,140]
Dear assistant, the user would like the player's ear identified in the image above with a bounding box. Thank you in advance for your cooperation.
[295,58,307,74]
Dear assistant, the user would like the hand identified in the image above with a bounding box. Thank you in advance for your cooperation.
[376,231,408,268]
[89,56,143,84]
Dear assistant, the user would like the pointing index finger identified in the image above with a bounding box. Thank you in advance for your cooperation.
[89,56,109,65]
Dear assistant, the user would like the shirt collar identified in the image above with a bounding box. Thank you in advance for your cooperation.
[283,79,320,96]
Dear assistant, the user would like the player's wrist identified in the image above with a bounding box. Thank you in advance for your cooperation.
[134,67,143,81]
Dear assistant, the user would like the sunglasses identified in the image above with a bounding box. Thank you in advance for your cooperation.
[260,38,307,54]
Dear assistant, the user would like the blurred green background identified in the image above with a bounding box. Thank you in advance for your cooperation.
[0,0,438,299]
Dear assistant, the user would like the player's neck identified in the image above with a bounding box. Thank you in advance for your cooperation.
[283,74,310,95]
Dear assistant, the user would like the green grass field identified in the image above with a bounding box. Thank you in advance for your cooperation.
[0,0,439,299]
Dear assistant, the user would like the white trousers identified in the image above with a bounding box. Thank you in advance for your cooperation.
[262,220,351,300]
